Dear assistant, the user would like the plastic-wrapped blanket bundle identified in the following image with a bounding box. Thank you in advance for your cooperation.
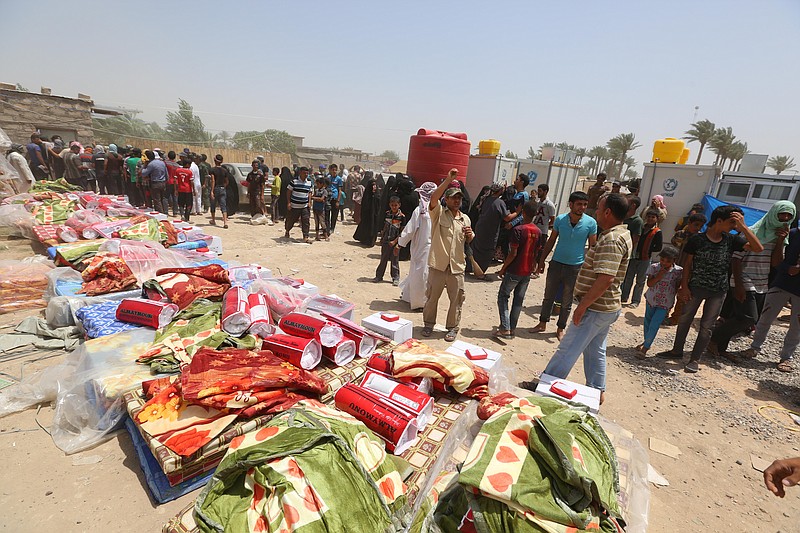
[247,278,307,321]
[246,292,273,337]
[221,287,251,335]
[360,370,434,429]
[0,328,160,454]
[278,311,343,347]
[116,298,179,329]
[75,300,141,338]
[262,333,322,370]
[321,311,379,357]
[334,384,418,454]
[322,338,357,366]
[0,258,53,314]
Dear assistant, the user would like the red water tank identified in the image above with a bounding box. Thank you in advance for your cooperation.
[406,129,471,187]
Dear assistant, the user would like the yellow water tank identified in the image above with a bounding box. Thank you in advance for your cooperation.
[679,147,690,164]
[478,139,501,156]
[652,138,685,163]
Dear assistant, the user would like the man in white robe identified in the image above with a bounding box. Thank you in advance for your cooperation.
[398,182,437,309]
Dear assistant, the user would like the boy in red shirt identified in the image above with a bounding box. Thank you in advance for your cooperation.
[174,160,194,222]
[495,201,541,338]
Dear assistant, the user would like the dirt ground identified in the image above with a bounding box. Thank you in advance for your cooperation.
[1,209,798,532]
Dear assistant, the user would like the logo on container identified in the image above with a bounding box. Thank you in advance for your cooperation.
[663,178,678,197]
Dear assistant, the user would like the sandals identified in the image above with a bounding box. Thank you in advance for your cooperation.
[777,360,794,373]
[444,329,458,342]
[421,326,433,337]
[492,329,514,340]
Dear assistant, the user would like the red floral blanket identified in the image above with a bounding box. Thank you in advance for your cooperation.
[144,264,231,309]
[135,347,326,456]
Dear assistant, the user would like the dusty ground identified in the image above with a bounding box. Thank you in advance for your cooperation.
[1,209,799,532]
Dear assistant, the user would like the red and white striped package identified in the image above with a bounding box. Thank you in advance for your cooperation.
[320,311,380,357]
[321,339,356,366]
[362,359,432,395]
[262,333,322,370]
[221,287,252,336]
[278,312,343,347]
[360,370,434,429]
[116,298,179,328]
[247,293,274,338]
[334,384,418,454]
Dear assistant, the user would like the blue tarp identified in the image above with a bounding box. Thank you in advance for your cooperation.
[700,194,766,231]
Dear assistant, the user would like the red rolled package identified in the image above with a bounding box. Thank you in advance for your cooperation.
[116,298,179,329]
[262,333,322,370]
[320,311,380,357]
[365,352,431,393]
[321,339,356,366]
[367,351,393,374]
[334,384,418,454]
[221,286,252,336]
[247,292,274,337]
[278,312,343,347]
[360,370,434,429]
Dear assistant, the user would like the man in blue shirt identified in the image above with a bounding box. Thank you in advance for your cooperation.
[142,150,169,214]
[531,191,597,340]
[26,133,48,180]
[327,163,344,234]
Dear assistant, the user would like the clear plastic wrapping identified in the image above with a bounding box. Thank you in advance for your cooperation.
[98,239,191,283]
[0,257,53,314]
[0,328,162,454]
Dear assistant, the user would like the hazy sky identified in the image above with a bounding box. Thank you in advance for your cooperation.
[3,0,798,169]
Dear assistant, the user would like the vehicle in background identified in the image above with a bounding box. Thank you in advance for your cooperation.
[222,163,274,216]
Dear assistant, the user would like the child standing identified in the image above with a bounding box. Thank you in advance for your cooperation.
[174,159,194,222]
[668,212,707,325]
[374,196,405,285]
[312,177,329,241]
[621,209,663,308]
[637,245,682,358]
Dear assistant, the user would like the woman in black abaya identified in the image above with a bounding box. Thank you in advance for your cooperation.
[353,173,382,246]
[278,166,293,219]
[395,176,419,261]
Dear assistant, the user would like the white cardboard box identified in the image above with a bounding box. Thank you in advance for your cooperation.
[361,313,413,343]
[535,373,600,414]
[445,340,501,371]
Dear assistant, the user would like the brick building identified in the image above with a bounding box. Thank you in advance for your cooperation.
[0,83,110,146]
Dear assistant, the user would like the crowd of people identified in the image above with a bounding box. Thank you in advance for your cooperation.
[11,135,800,394]
[345,168,800,407]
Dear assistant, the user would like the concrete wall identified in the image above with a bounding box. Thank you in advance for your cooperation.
[0,87,94,146]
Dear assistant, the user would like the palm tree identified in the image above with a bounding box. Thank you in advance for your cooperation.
[767,155,796,175]
[624,168,639,179]
[727,141,748,171]
[606,133,641,180]
[708,127,736,168]
[587,146,605,175]
[605,146,623,178]
[622,156,636,178]
[683,119,716,164]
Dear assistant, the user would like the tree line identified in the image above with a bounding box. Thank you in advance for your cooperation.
[92,99,297,154]
[684,119,795,174]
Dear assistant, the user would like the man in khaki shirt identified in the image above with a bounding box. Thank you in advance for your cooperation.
[422,169,474,342]
[541,193,632,404]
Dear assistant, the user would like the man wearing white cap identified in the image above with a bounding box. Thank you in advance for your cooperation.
[398,181,437,310]
[422,169,474,342]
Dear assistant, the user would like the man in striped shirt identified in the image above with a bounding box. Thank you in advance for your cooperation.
[541,193,632,404]
[285,167,313,243]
